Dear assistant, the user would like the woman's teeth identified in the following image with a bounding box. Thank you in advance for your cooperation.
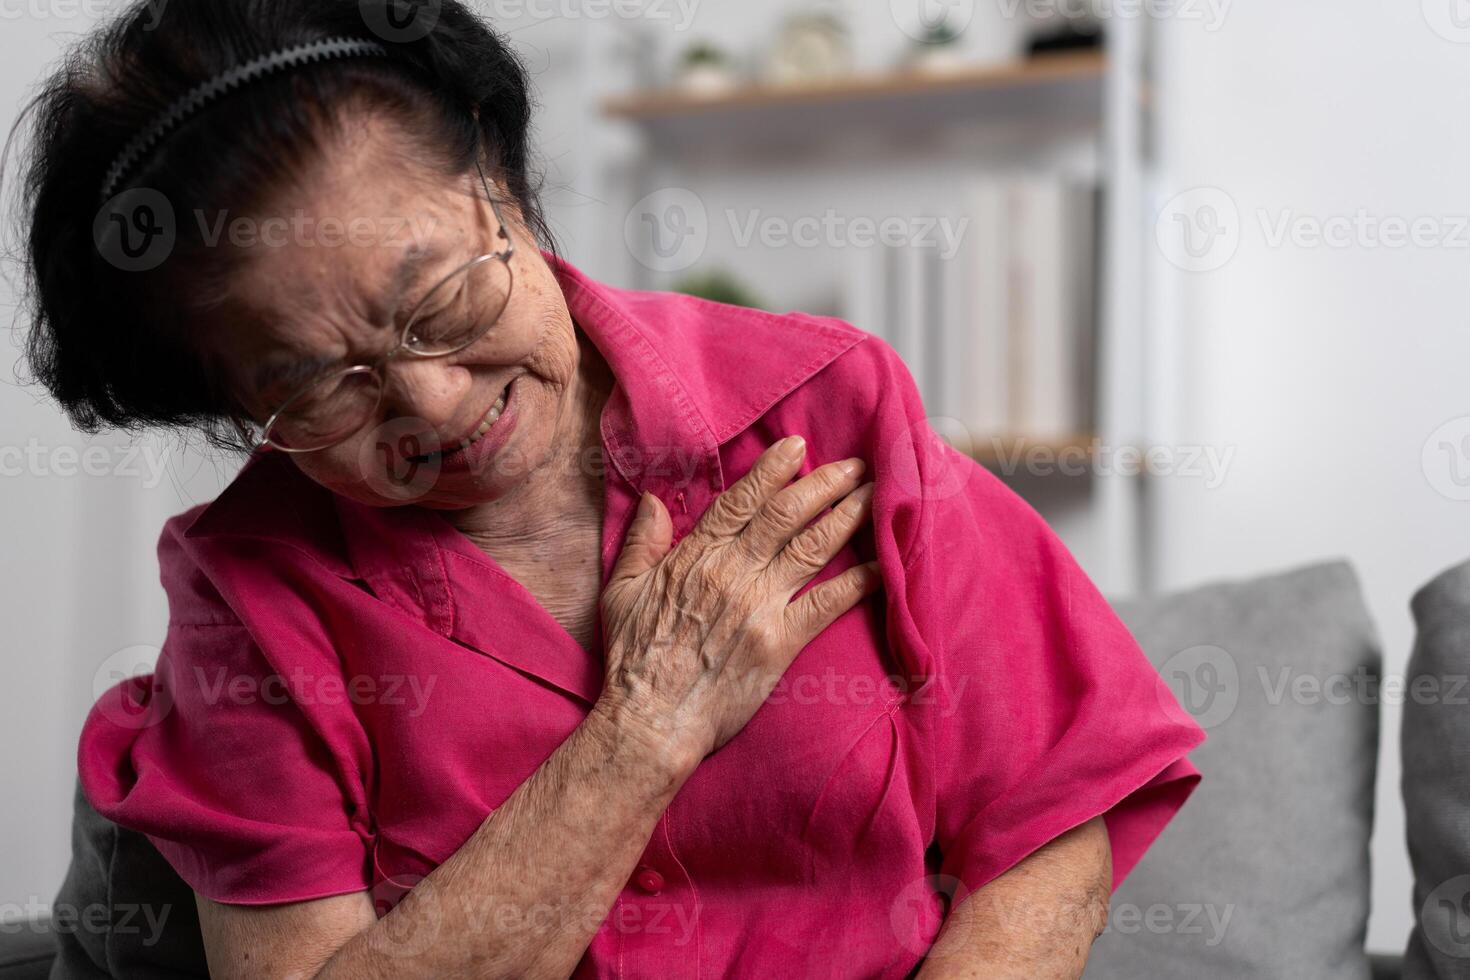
[457,388,509,451]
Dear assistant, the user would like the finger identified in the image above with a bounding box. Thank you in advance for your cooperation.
[694,435,808,539]
[768,481,875,591]
[784,561,883,646]
[738,457,866,563]
[607,492,673,592]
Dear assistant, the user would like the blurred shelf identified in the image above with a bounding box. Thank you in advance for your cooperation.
[603,51,1107,123]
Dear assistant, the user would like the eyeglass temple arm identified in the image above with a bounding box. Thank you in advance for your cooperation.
[475,160,515,257]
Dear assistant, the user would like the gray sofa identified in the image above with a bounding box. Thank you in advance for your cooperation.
[12,558,1468,979]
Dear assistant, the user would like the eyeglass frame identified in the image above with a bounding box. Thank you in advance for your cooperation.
[245,160,516,454]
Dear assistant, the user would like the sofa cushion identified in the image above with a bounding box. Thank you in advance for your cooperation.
[1084,561,1381,980]
[50,781,207,979]
[1402,559,1470,978]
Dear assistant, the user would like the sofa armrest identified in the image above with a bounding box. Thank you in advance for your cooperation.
[1370,952,1403,980]
[0,918,55,980]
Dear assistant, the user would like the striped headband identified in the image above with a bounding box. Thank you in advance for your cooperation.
[99,37,390,203]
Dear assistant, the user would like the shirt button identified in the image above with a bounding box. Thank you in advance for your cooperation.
[634,866,664,895]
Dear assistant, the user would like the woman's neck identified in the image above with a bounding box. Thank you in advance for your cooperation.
[449,328,613,559]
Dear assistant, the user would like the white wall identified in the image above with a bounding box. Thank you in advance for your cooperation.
[1147,0,1470,953]
[0,4,236,922]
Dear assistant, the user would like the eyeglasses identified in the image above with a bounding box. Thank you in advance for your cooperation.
[248,162,516,454]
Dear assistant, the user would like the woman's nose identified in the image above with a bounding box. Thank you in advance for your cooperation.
[378,357,472,437]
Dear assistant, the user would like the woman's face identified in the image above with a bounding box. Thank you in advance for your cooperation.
[210,118,583,511]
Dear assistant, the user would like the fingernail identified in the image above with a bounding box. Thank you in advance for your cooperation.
[781,435,806,458]
[841,458,866,477]
[637,492,656,520]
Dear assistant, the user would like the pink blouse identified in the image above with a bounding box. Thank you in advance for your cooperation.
[79,252,1204,978]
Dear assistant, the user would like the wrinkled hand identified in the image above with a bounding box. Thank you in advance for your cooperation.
[597,436,880,770]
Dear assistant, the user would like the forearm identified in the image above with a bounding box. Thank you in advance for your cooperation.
[915,817,1112,980]
[318,699,693,979]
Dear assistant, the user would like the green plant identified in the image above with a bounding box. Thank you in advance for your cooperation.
[681,42,729,67]
[673,270,764,310]
[919,20,962,46]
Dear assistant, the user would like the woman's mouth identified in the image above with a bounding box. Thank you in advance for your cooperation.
[414,382,512,463]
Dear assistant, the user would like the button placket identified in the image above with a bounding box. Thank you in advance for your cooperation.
[613,810,700,977]
[634,865,664,895]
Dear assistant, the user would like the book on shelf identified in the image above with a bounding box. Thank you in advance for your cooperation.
[842,176,1099,452]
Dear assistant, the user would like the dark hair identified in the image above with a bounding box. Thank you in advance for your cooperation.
[6,0,556,449]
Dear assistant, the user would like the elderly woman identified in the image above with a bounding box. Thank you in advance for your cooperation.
[16,1,1204,976]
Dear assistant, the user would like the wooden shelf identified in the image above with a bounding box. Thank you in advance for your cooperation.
[603,51,1106,122]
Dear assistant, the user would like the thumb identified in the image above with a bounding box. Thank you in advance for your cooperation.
[608,492,673,590]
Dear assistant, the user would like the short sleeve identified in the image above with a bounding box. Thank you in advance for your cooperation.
[847,337,1206,895]
[77,517,373,906]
